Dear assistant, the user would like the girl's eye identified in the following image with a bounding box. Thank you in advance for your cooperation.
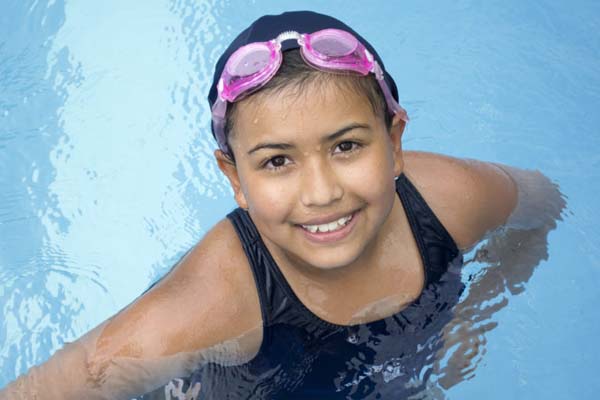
[264,155,290,170]
[334,141,360,154]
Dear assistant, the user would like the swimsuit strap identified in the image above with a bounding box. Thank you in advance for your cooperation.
[395,174,460,284]
[227,208,293,328]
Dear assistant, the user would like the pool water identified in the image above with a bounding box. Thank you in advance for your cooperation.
[1,0,599,399]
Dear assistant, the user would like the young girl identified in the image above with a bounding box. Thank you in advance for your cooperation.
[1,10,563,400]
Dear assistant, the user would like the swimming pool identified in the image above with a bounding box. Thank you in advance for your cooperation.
[1,0,599,398]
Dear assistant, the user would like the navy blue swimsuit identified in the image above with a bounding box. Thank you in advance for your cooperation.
[184,174,463,399]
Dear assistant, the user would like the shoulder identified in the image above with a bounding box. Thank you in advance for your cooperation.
[96,217,262,362]
[402,151,518,250]
[150,218,262,354]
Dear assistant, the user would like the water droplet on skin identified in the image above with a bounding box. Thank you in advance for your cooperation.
[347,334,359,344]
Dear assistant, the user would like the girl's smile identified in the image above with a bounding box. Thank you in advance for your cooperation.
[297,209,360,243]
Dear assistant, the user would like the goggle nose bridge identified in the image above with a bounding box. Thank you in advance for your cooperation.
[275,30,303,47]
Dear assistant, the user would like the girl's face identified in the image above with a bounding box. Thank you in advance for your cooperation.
[217,80,405,270]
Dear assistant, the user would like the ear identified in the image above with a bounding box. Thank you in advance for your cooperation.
[215,150,249,210]
[389,113,406,177]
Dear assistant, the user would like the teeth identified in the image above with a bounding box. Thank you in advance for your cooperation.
[302,214,353,233]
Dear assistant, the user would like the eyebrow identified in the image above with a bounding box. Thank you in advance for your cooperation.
[246,122,371,155]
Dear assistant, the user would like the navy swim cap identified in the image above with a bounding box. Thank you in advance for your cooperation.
[207,10,400,141]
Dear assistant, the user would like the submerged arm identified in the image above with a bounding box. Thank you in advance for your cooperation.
[492,163,565,232]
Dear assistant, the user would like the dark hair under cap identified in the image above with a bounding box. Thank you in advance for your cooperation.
[207,10,400,142]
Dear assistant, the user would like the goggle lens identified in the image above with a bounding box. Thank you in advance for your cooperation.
[226,43,272,79]
[311,31,357,57]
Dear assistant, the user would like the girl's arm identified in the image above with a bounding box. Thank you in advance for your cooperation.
[404,151,566,388]
[435,165,565,387]
[0,220,262,400]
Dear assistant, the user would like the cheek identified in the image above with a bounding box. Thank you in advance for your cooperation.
[244,178,294,220]
[339,149,396,200]
[348,171,395,207]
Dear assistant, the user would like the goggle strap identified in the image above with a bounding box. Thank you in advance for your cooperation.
[211,98,229,152]
[374,63,409,121]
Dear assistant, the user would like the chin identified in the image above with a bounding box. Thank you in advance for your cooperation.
[295,245,364,271]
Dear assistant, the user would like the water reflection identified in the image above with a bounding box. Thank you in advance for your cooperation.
[148,0,233,283]
[1,0,235,387]
[433,192,566,393]
[0,0,85,383]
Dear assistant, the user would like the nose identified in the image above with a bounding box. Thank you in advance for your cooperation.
[299,159,344,207]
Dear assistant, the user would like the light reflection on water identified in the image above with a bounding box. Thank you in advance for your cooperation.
[1,0,599,399]
[1,0,232,383]
[0,0,84,377]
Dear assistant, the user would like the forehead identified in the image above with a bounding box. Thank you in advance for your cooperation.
[230,79,379,148]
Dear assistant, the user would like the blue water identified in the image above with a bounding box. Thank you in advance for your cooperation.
[1,0,599,399]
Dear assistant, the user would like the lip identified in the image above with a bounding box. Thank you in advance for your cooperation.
[297,210,360,244]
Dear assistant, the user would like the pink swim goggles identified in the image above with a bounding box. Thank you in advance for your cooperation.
[211,29,408,153]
